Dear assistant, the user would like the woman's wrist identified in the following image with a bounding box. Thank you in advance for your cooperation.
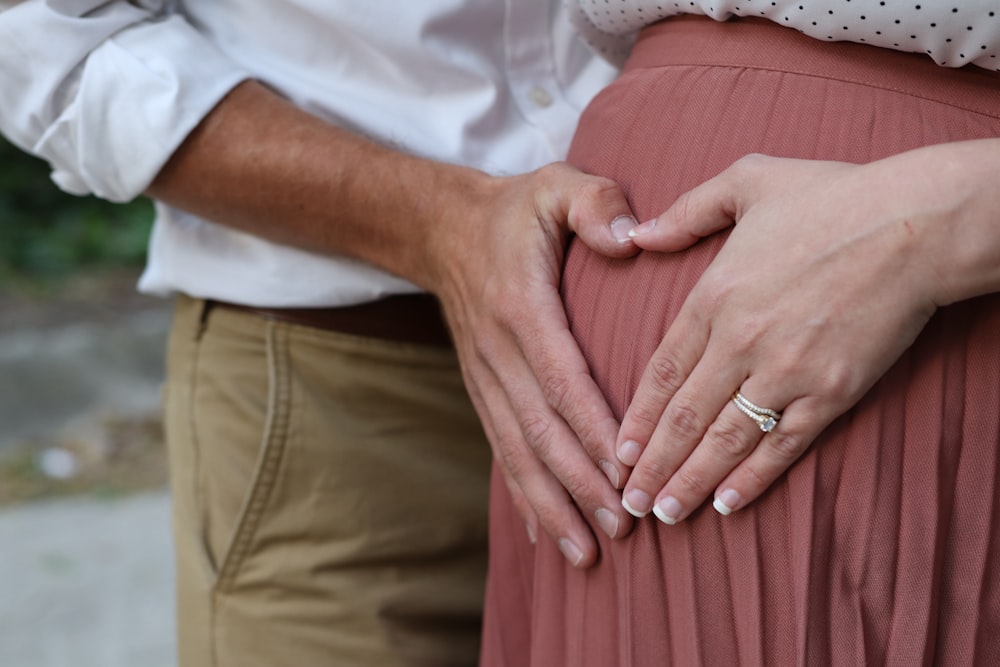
[863,139,1000,308]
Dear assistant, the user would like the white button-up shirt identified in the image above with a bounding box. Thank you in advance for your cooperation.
[0,0,618,306]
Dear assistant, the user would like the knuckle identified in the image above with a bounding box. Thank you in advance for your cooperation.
[672,467,710,497]
[519,409,556,455]
[493,297,528,332]
[664,401,705,443]
[532,162,564,187]
[646,353,685,398]
[541,369,575,412]
[574,176,611,202]
[568,176,628,233]
[690,272,735,314]
[628,401,664,433]
[732,152,769,174]
[728,315,767,352]
[494,434,529,478]
[534,162,559,176]
[710,422,755,460]
[562,471,599,507]
[568,418,604,457]
[541,371,609,449]
[763,429,806,461]
[819,360,861,400]
[634,456,675,486]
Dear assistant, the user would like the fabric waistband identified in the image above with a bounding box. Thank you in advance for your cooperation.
[628,16,1000,119]
[208,294,453,348]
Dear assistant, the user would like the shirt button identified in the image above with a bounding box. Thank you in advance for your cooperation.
[528,86,553,108]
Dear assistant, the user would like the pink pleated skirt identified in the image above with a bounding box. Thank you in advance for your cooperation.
[481,16,1000,667]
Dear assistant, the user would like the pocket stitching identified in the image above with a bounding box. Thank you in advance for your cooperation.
[213,321,293,593]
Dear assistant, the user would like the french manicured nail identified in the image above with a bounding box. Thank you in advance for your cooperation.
[622,489,651,517]
[610,215,638,243]
[713,489,741,516]
[599,459,620,488]
[595,508,620,539]
[652,496,682,525]
[617,440,643,467]
[525,522,537,544]
[558,538,585,566]
[627,217,657,237]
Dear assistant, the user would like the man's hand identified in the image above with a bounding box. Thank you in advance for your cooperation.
[427,162,641,567]
[149,81,641,567]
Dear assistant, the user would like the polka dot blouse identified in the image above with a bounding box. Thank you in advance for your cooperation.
[571,0,1000,70]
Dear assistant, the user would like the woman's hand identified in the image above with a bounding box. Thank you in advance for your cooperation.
[614,142,1000,524]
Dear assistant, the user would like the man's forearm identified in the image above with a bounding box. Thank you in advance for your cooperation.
[147,79,490,292]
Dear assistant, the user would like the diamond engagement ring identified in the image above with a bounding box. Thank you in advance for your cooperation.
[732,392,782,432]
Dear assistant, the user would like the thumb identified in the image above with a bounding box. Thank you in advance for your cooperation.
[628,184,738,251]
[626,155,771,251]
[565,174,642,259]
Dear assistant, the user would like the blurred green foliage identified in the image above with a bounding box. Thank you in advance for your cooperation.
[0,138,154,285]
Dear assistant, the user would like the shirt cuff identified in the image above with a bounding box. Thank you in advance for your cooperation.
[49,15,250,201]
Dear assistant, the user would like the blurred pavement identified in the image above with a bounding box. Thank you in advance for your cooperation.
[0,491,176,667]
[0,307,170,451]
[0,281,176,666]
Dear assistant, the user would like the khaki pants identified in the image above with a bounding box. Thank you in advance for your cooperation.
[163,295,491,667]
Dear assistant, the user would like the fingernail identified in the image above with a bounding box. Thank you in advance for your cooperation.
[627,217,657,238]
[525,522,537,544]
[595,508,620,539]
[713,489,741,516]
[652,496,682,525]
[610,215,638,243]
[558,538,585,567]
[617,440,643,467]
[599,459,620,488]
[622,489,651,517]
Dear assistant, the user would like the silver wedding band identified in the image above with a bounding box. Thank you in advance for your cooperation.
[732,391,782,432]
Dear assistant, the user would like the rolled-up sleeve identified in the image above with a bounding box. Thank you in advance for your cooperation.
[0,0,250,201]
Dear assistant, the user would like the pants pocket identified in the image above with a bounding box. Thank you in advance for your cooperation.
[185,309,293,593]
[212,321,292,594]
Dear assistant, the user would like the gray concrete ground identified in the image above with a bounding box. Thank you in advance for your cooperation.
[0,284,177,667]
[0,492,176,667]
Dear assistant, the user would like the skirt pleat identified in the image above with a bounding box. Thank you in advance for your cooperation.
[481,16,1000,667]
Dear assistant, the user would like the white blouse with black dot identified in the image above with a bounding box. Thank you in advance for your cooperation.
[571,0,1000,70]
